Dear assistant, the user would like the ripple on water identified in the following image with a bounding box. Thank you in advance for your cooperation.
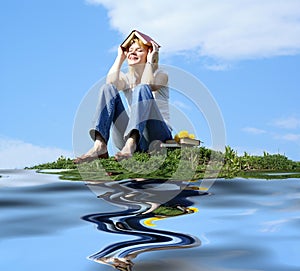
[0,170,299,271]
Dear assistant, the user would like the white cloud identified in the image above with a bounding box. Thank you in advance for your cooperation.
[0,137,73,169]
[204,63,232,71]
[274,133,300,142]
[242,127,267,135]
[87,0,300,61]
[272,116,300,129]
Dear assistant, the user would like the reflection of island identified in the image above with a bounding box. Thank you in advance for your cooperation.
[82,179,209,271]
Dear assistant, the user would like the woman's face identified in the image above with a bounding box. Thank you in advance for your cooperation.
[126,42,148,66]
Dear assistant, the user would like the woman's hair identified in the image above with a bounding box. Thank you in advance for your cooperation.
[127,38,159,71]
[129,38,149,50]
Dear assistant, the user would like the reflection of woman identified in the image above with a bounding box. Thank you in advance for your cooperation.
[83,179,204,270]
[74,31,172,163]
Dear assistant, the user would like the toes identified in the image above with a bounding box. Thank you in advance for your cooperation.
[114,152,132,162]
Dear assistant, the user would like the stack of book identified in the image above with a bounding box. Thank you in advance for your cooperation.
[160,138,201,148]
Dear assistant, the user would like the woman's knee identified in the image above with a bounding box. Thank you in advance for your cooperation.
[134,84,153,99]
[135,83,151,91]
[100,83,118,95]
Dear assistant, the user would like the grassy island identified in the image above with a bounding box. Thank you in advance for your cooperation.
[27,146,300,181]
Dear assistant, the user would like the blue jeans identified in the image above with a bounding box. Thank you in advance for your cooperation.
[89,84,172,152]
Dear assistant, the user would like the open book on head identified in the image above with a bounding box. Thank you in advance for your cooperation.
[121,30,160,49]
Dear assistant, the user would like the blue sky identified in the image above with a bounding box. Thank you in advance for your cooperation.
[1,0,300,169]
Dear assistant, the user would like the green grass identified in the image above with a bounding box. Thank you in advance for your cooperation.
[27,147,300,181]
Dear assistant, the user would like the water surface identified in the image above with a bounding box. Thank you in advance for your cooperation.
[0,170,299,271]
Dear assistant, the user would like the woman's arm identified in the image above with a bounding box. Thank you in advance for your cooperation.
[153,70,168,91]
[140,42,158,87]
[141,63,168,91]
[141,42,167,91]
[106,46,127,90]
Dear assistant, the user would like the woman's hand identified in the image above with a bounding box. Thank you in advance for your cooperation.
[147,41,159,64]
[106,46,127,89]
[117,46,127,63]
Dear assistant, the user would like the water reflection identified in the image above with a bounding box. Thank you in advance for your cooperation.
[82,179,208,270]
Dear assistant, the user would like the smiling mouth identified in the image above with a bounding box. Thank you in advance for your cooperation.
[128,54,138,60]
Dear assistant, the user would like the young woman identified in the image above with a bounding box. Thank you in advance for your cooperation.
[74,32,172,163]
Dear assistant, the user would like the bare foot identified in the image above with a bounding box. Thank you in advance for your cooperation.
[73,140,108,164]
[115,138,136,161]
